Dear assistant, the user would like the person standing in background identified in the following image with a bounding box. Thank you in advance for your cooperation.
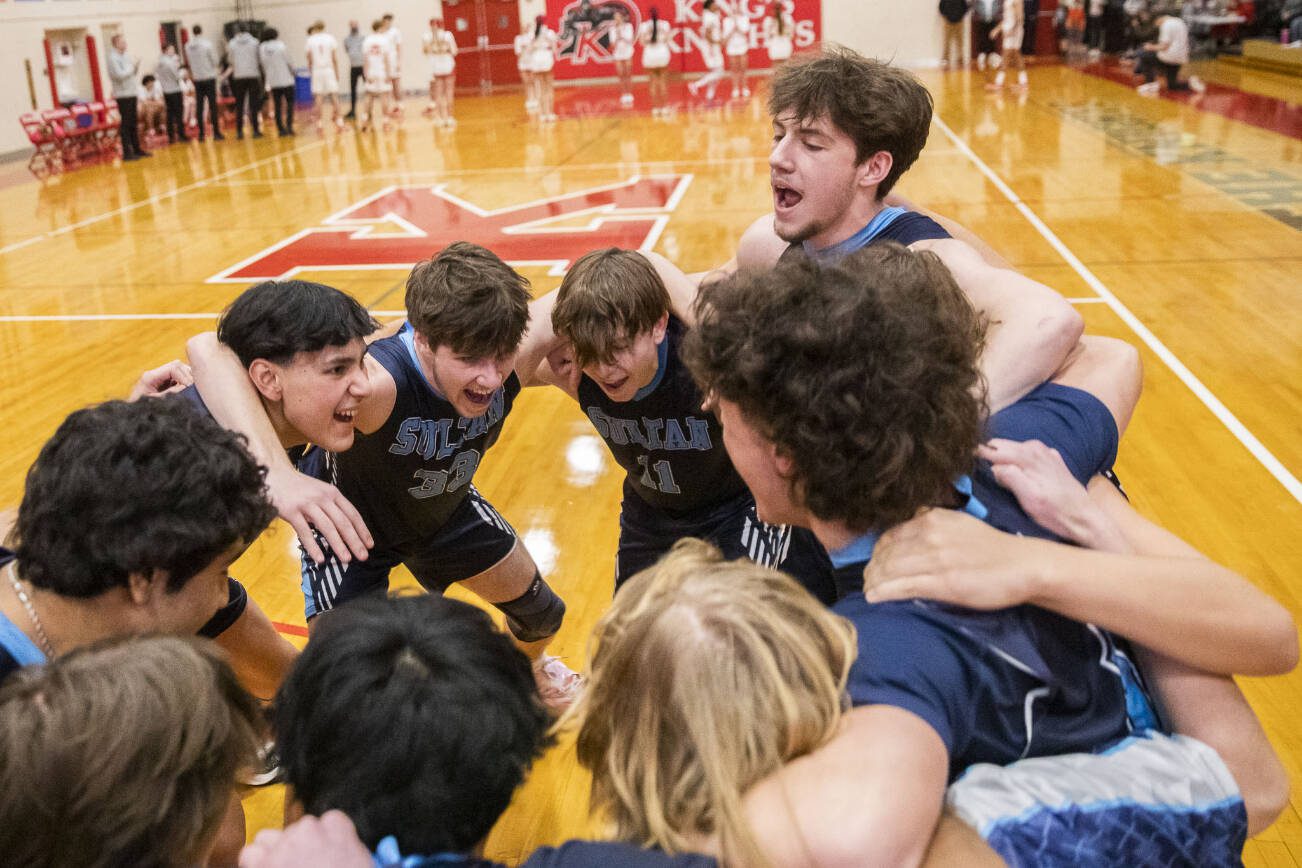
[764,2,795,68]
[228,25,263,139]
[611,9,636,107]
[108,34,148,161]
[343,21,365,120]
[638,9,671,116]
[723,3,751,99]
[939,0,971,68]
[989,0,1028,89]
[258,28,297,137]
[382,14,403,112]
[515,21,538,113]
[360,19,394,131]
[530,15,558,122]
[306,21,346,132]
[156,44,189,144]
[973,0,1002,68]
[687,0,726,100]
[422,18,459,128]
[186,25,223,140]
[1086,0,1106,55]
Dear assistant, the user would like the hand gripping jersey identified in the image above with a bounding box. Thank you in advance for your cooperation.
[577,316,748,516]
[324,326,520,551]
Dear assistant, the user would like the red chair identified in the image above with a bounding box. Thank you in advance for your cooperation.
[39,108,79,168]
[95,100,123,157]
[20,113,62,178]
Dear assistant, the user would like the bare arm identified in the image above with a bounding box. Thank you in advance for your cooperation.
[917,237,1084,412]
[641,250,700,326]
[734,706,950,867]
[884,192,1012,269]
[516,289,565,388]
[186,332,375,564]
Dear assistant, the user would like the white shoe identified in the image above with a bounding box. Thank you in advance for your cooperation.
[1137,81,1161,96]
[990,53,1002,69]
[977,53,987,70]
[620,93,633,105]
[731,89,740,99]
[1189,76,1206,94]
[742,87,750,97]
[533,654,583,710]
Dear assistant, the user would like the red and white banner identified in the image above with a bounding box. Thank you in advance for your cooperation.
[544,0,820,79]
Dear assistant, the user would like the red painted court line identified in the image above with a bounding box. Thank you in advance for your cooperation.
[1078,59,1302,139]
[273,621,309,637]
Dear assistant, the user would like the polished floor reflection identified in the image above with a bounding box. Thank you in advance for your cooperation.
[1,61,1300,866]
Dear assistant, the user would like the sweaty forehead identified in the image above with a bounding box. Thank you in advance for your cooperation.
[773,111,842,139]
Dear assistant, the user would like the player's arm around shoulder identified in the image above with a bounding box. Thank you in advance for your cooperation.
[737,705,950,867]
[640,249,701,326]
[353,354,397,435]
[914,236,1084,412]
[734,213,788,271]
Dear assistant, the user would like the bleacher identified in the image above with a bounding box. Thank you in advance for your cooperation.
[19,101,122,179]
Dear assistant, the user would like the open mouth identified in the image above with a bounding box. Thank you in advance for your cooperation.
[464,387,493,407]
[773,181,803,212]
[333,408,357,425]
[601,376,629,395]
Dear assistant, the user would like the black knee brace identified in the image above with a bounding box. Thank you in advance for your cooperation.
[494,572,566,643]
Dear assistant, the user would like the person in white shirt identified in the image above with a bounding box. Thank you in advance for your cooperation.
[185,24,223,140]
[723,5,751,99]
[306,20,346,132]
[422,18,458,128]
[610,8,637,106]
[530,16,559,122]
[763,2,795,68]
[258,28,297,136]
[180,68,197,131]
[360,19,394,130]
[989,0,1029,89]
[688,0,726,100]
[515,21,538,112]
[1135,13,1206,94]
[639,8,672,116]
[156,44,189,143]
[382,14,403,110]
[138,74,166,138]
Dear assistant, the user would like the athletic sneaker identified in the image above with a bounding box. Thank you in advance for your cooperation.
[1137,81,1161,96]
[1189,75,1206,94]
[532,654,583,710]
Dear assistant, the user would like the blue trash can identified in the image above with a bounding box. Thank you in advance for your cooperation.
[294,68,312,104]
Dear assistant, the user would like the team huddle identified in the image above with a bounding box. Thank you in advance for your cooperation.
[1,47,1295,868]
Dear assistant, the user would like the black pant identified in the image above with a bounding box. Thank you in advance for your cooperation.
[194,78,220,138]
[117,95,145,156]
[1137,50,1190,89]
[349,65,363,116]
[1085,14,1105,49]
[163,91,187,142]
[231,76,262,135]
[270,85,295,134]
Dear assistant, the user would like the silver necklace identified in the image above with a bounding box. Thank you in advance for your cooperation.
[7,561,55,659]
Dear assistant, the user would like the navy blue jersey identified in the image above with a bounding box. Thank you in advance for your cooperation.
[318,325,520,549]
[0,547,46,683]
[577,316,748,515]
[779,206,951,265]
[831,385,1135,780]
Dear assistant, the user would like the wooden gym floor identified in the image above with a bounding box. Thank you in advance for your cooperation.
[0,60,1299,865]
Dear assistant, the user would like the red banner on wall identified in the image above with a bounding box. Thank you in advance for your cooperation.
[543,0,821,79]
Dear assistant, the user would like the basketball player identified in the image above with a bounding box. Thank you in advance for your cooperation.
[305,20,346,132]
[543,248,837,602]
[422,18,458,128]
[0,399,276,693]
[729,47,1083,412]
[687,0,726,100]
[360,19,394,131]
[189,245,582,708]
[242,594,716,867]
[680,245,1292,862]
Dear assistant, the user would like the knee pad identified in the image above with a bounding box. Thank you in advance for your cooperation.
[494,572,566,644]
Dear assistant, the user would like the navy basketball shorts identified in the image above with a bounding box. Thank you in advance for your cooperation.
[300,485,518,619]
[197,576,249,639]
[615,492,838,605]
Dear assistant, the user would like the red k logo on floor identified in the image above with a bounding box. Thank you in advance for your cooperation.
[208,175,693,283]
